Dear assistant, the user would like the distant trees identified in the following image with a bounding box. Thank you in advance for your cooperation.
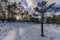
[6,2,32,22]
[51,15,56,24]
[7,4,13,22]
[0,5,2,11]
[30,17,39,23]
[46,17,52,23]
[54,15,60,24]
[46,15,60,24]
[1,0,60,24]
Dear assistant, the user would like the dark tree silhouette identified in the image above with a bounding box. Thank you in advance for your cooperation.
[34,1,56,37]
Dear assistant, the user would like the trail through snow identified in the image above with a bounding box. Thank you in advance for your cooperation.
[0,22,60,40]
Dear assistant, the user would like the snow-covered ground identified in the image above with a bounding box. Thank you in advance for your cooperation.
[0,22,60,40]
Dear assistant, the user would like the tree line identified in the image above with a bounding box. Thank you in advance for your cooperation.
[0,0,60,24]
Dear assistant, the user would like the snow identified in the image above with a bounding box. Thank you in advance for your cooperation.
[0,22,60,40]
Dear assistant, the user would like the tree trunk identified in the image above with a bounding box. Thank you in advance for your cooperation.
[41,13,44,37]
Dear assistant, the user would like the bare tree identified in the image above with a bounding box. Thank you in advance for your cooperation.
[34,1,56,37]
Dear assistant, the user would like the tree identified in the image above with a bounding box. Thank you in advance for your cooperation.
[12,2,17,9]
[7,2,18,22]
[51,15,56,24]
[46,17,52,23]
[55,15,60,24]
[34,1,56,37]
[0,5,2,11]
